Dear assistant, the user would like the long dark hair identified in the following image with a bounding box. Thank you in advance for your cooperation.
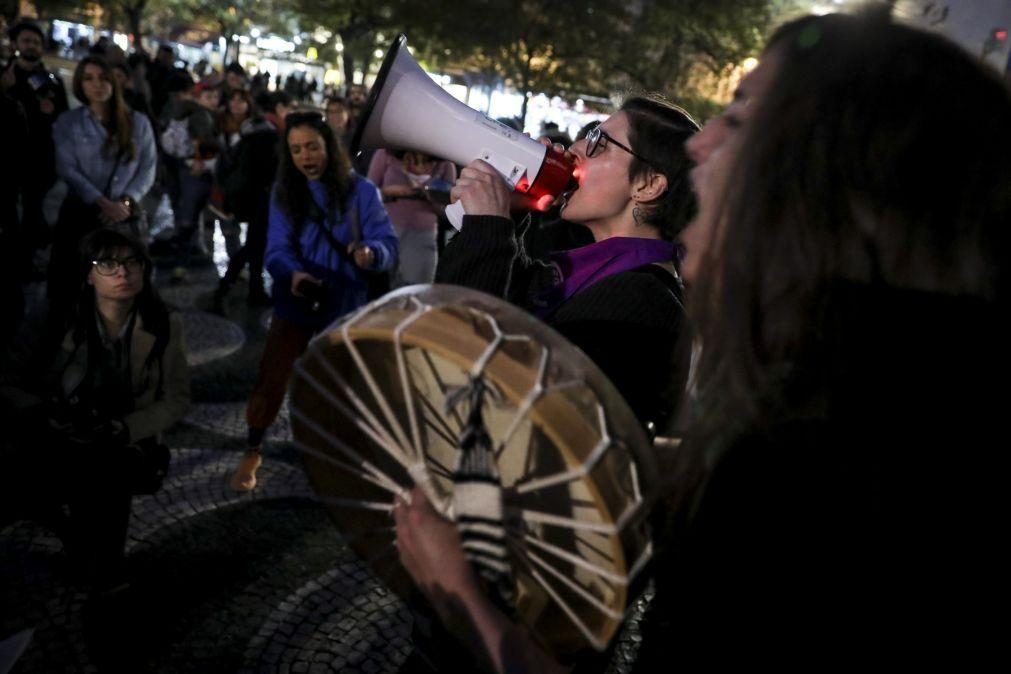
[621,94,700,242]
[72,55,136,160]
[220,88,255,136]
[684,10,1011,479]
[275,111,353,227]
[73,229,171,377]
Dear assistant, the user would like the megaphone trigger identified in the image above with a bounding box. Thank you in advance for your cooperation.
[446,200,467,231]
[478,151,527,191]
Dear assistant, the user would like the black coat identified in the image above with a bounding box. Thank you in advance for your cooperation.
[8,62,68,174]
[219,116,278,222]
[436,214,690,433]
[634,282,1008,669]
[0,94,28,235]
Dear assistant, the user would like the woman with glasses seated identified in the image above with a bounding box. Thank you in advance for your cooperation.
[1,229,189,590]
[438,95,699,435]
[229,111,398,491]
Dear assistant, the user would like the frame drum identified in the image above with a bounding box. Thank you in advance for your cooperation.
[289,285,655,656]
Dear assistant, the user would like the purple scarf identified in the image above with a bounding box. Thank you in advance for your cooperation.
[532,237,675,317]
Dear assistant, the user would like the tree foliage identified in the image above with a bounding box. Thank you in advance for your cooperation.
[289,0,405,92]
[287,0,629,119]
[1,0,19,23]
[31,0,794,120]
[415,1,625,103]
[104,0,148,46]
[611,0,794,93]
[286,0,791,119]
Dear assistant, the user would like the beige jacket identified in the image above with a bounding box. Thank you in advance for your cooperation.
[54,312,190,442]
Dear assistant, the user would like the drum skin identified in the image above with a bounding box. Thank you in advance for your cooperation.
[289,284,656,656]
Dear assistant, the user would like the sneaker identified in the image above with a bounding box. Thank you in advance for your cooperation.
[230,449,263,491]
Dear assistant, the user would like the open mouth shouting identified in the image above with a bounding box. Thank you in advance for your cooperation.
[560,174,580,209]
[299,163,323,179]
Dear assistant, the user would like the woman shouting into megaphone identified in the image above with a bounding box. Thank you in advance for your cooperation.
[393,95,700,672]
[440,95,699,438]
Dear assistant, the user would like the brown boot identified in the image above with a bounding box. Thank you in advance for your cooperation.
[230,449,263,491]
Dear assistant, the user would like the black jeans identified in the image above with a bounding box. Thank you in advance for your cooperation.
[2,430,134,587]
[221,208,269,293]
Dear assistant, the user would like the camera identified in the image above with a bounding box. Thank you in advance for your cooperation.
[296,278,327,313]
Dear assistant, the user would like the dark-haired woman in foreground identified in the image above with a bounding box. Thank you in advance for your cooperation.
[395,10,1010,671]
[229,112,397,491]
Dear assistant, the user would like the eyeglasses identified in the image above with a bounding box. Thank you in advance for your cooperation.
[584,125,653,166]
[92,256,144,275]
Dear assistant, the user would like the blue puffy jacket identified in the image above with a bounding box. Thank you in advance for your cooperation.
[265,173,398,328]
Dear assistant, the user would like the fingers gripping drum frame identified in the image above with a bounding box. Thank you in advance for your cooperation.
[289,285,655,656]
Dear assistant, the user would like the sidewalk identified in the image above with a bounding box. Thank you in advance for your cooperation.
[0,256,413,673]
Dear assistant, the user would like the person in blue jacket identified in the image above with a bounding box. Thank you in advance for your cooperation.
[230,111,398,491]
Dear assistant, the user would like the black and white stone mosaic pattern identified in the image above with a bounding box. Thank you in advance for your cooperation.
[0,242,419,672]
[241,567,412,673]
[184,401,293,443]
[1,222,650,672]
[182,311,247,366]
[127,446,314,552]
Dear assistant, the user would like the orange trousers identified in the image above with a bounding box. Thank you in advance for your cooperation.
[245,314,315,446]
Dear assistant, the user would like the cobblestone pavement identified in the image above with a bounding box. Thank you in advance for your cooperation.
[1,245,648,673]
[0,252,414,673]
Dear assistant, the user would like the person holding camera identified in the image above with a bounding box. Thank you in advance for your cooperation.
[229,111,397,491]
[0,229,190,591]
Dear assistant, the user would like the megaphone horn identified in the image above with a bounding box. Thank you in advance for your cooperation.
[352,34,574,229]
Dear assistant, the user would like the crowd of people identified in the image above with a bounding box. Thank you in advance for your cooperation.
[0,22,387,319]
[1,4,1008,671]
[0,20,404,588]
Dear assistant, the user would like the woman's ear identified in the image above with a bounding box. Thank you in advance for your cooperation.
[633,170,668,203]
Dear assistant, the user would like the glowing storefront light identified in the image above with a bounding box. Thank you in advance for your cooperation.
[257,36,295,53]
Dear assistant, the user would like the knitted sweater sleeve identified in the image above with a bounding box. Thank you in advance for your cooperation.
[435,215,539,301]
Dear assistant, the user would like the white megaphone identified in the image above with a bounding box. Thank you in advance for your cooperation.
[351,34,574,230]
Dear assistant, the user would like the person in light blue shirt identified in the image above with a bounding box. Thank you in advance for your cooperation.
[48,55,156,328]
[230,110,397,491]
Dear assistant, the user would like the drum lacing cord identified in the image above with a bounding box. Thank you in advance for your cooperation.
[445,376,516,606]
